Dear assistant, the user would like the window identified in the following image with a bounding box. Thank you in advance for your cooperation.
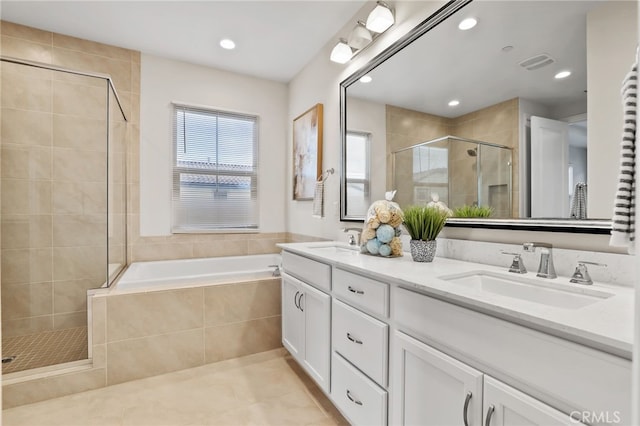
[345,131,371,217]
[172,104,258,232]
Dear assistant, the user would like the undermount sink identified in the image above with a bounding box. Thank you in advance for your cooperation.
[439,271,614,310]
[306,243,361,255]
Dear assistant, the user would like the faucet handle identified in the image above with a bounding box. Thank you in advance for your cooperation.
[570,261,607,285]
[501,251,527,274]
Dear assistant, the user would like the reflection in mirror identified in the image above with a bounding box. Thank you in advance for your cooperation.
[393,136,512,218]
[341,0,637,232]
[345,131,371,218]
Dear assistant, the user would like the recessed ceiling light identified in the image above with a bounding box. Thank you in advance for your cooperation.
[360,75,373,83]
[220,39,236,50]
[555,70,571,79]
[448,100,460,107]
[458,18,477,31]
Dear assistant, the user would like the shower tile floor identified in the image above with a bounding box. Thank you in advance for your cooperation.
[2,327,88,374]
[2,348,349,426]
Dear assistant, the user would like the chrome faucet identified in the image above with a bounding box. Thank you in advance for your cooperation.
[501,251,527,274]
[522,242,557,279]
[570,261,607,285]
[268,265,281,277]
[343,228,362,246]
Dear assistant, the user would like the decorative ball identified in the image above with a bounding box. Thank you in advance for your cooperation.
[376,224,395,243]
[378,210,391,223]
[379,244,392,257]
[366,238,382,255]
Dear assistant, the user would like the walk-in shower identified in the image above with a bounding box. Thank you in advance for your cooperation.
[392,135,513,218]
[1,57,127,373]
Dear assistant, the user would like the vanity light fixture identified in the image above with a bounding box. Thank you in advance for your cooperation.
[448,99,460,107]
[458,18,477,30]
[330,38,353,64]
[348,21,373,50]
[360,75,373,83]
[330,2,395,64]
[555,70,571,79]
[219,38,236,50]
[366,1,395,33]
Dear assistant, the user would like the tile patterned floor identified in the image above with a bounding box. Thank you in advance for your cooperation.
[2,327,88,374]
[2,348,349,426]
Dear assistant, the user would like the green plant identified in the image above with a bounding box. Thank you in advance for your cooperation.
[403,206,449,241]
[452,205,494,218]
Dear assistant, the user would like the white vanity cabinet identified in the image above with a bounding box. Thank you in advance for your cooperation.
[392,331,484,426]
[278,246,631,426]
[393,286,629,426]
[483,376,586,426]
[331,267,390,425]
[393,331,585,426]
[281,269,331,393]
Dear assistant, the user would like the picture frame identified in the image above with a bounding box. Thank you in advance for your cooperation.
[292,103,323,200]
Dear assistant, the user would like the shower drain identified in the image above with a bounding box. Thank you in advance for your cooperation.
[2,356,17,364]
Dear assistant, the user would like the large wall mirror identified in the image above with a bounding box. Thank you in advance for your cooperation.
[340,0,637,233]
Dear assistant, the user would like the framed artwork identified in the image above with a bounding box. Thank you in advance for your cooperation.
[293,103,323,200]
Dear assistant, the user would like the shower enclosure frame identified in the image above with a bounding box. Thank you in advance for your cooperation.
[1,55,128,373]
[1,55,130,288]
[392,134,513,216]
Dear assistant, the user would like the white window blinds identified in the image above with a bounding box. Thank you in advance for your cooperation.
[172,104,258,232]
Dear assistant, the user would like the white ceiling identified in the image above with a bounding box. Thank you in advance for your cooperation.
[348,1,601,118]
[1,1,368,82]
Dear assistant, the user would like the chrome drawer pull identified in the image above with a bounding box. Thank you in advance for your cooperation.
[463,391,472,426]
[346,390,363,406]
[347,286,364,295]
[485,405,495,426]
[346,333,363,344]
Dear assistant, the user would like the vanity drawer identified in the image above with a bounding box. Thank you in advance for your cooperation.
[333,268,389,317]
[331,352,387,426]
[332,299,388,387]
[281,251,331,291]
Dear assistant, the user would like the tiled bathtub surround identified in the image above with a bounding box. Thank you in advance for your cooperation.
[435,238,636,287]
[3,277,282,408]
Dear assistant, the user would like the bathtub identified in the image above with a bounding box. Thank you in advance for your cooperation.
[115,253,281,291]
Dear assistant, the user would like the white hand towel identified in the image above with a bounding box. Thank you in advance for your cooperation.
[312,180,324,218]
[610,63,637,254]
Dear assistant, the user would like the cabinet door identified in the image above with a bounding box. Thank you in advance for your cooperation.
[483,376,585,426]
[281,274,303,359]
[392,331,484,426]
[300,280,331,393]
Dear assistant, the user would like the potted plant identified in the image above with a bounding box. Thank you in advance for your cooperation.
[452,205,494,218]
[403,205,449,262]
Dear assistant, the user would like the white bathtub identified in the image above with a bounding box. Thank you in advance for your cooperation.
[115,253,281,291]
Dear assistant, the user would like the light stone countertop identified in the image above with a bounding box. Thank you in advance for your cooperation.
[277,241,634,360]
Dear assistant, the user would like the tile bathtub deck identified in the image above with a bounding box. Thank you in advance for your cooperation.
[2,348,348,426]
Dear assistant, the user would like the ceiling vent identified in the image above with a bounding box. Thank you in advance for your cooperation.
[519,53,555,71]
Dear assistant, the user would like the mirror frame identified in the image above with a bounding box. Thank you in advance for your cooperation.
[339,0,612,234]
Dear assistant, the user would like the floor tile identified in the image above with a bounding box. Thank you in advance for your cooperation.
[2,349,347,426]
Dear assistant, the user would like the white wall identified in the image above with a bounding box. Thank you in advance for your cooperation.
[587,1,638,218]
[140,54,288,235]
[287,0,449,240]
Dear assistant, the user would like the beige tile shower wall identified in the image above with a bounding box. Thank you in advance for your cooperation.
[0,21,139,338]
[385,99,519,217]
[450,98,519,217]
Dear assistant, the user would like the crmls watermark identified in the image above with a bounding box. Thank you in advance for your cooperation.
[569,411,622,424]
